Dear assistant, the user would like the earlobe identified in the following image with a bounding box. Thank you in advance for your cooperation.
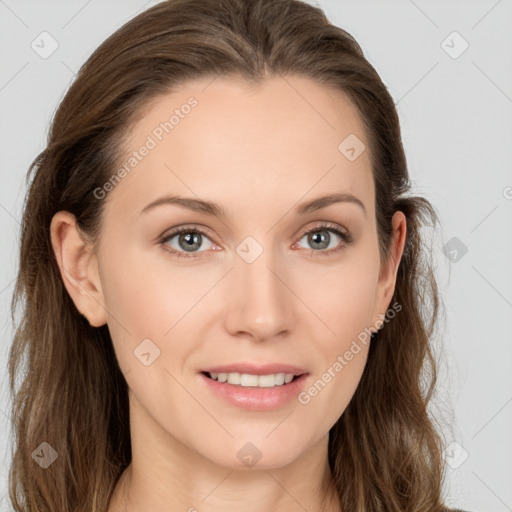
[49,211,107,327]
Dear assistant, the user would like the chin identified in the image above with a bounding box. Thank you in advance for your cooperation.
[197,437,305,471]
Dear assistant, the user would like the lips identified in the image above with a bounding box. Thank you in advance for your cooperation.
[198,371,310,411]
[200,362,308,376]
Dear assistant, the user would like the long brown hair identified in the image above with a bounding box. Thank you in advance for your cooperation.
[8,0,454,510]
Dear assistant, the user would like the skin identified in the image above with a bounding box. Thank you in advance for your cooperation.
[50,74,406,512]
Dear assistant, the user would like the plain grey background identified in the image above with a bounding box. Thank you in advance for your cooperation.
[0,1,511,511]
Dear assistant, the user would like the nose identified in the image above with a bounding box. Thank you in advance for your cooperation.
[224,244,294,342]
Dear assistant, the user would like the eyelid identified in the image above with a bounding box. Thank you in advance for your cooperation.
[295,221,351,242]
[159,223,214,241]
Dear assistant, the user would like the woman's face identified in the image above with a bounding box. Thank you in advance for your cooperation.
[64,75,405,470]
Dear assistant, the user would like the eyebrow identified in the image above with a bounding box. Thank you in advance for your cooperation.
[139,192,366,218]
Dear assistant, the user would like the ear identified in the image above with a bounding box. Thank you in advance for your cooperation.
[370,210,407,331]
[50,211,107,327]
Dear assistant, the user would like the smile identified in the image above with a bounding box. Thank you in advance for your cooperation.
[204,371,300,388]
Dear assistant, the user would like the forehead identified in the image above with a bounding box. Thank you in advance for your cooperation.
[107,74,374,219]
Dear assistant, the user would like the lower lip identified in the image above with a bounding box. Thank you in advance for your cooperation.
[198,372,309,411]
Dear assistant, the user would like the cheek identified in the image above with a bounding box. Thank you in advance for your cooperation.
[97,243,178,370]
[290,255,377,426]
[296,272,375,430]
[298,342,369,435]
[100,241,193,329]
[296,252,380,340]
[99,243,221,379]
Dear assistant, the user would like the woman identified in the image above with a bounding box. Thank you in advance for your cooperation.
[7,0,471,511]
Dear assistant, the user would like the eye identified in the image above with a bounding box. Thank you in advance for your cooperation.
[159,225,216,259]
[294,222,352,258]
[158,222,352,259]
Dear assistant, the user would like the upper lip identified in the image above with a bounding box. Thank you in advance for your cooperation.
[201,363,309,376]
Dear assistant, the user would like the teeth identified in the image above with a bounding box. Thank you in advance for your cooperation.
[208,372,297,387]
[227,373,241,385]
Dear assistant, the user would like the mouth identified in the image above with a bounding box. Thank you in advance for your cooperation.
[198,369,310,411]
[201,371,305,388]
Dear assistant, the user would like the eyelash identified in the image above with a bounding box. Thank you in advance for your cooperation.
[158,222,352,260]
